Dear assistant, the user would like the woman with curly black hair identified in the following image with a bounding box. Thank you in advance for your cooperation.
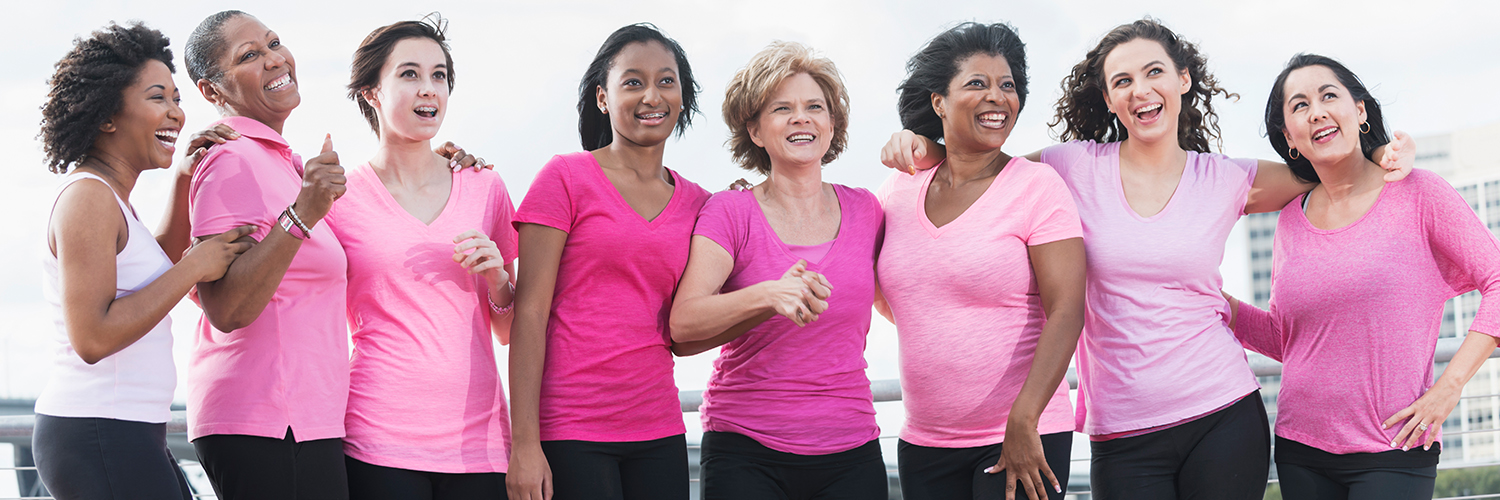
[880,18,1418,499]
[33,21,254,500]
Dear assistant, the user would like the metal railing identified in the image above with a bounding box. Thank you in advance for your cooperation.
[2,337,1497,500]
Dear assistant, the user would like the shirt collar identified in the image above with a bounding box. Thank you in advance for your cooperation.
[212,116,290,149]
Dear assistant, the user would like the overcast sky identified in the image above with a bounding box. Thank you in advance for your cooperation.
[2,0,1498,402]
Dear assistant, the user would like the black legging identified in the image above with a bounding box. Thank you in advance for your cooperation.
[1088,391,1272,500]
[32,414,192,500]
[540,434,689,500]
[699,431,887,500]
[897,432,1073,500]
[193,427,349,500]
[345,455,504,500]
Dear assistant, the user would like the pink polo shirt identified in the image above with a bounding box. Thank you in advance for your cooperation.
[694,185,883,455]
[876,158,1080,448]
[328,164,517,473]
[1237,170,1500,454]
[513,152,710,442]
[187,116,349,442]
[1039,140,1261,436]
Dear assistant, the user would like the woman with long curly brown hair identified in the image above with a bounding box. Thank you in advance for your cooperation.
[882,18,1415,499]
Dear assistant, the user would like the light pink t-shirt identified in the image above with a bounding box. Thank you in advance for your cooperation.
[327,164,517,473]
[695,185,883,455]
[187,116,349,442]
[1237,169,1500,454]
[513,152,709,442]
[876,158,1080,448]
[1039,140,1260,436]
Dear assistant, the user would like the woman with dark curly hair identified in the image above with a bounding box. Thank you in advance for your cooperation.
[880,18,1416,499]
[33,21,254,500]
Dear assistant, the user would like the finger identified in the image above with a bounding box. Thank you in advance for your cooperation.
[1004,469,1019,500]
[452,229,485,243]
[984,458,1004,474]
[1383,406,1415,429]
[224,224,258,240]
[448,149,465,170]
[228,241,254,254]
[469,259,505,275]
[1426,422,1439,450]
[1041,462,1062,494]
[321,133,334,154]
[434,141,458,158]
[1392,416,1419,449]
[1403,417,1430,450]
[783,260,808,278]
[1025,469,1044,500]
[461,249,496,269]
[453,237,495,253]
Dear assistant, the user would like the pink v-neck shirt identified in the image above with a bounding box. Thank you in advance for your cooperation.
[513,152,709,442]
[876,158,1081,448]
[1040,140,1261,435]
[326,164,517,473]
[694,185,884,455]
[187,116,349,442]
[1236,169,1500,454]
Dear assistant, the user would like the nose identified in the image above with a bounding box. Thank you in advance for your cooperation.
[419,76,437,97]
[642,85,663,107]
[168,98,185,125]
[264,49,286,70]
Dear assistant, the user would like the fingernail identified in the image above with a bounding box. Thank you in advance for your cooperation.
[983,467,995,474]
[1056,486,1063,493]
[1424,444,1431,450]
[1392,441,1399,448]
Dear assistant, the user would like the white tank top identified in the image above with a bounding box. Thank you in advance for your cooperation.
[35,173,176,423]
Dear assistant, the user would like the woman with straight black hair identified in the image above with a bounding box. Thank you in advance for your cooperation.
[507,23,709,500]
[878,22,1084,500]
[1227,54,1500,500]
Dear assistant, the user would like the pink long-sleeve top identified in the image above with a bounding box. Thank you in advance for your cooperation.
[1236,169,1500,455]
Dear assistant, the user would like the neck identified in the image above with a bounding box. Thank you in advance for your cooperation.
[761,161,825,206]
[225,108,288,136]
[1311,150,1383,203]
[1119,134,1186,173]
[943,142,1010,185]
[599,136,668,179]
[75,150,140,199]
[370,134,442,187]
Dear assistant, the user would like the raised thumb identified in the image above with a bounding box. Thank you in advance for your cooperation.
[321,133,334,154]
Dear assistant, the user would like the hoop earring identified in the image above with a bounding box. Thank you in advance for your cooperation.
[1360,122,1370,134]
[1288,148,1300,160]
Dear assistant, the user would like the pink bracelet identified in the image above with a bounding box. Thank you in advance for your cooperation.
[488,283,515,315]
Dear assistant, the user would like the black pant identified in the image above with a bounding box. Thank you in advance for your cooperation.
[1277,462,1436,500]
[897,432,1073,500]
[32,414,191,500]
[1089,391,1271,500]
[193,427,349,500]
[345,455,504,499]
[699,431,887,500]
[540,434,688,500]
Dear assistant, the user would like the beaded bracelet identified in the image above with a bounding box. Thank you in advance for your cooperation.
[488,282,516,315]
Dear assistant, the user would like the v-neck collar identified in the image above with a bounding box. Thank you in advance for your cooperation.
[357,163,459,229]
[747,184,846,267]
[916,156,1018,238]
[1112,141,1187,222]
[583,152,682,229]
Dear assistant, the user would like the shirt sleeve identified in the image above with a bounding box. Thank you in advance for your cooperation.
[693,192,746,261]
[1421,174,1500,337]
[1024,165,1084,246]
[189,148,277,242]
[1234,299,1285,362]
[489,175,520,264]
[1037,141,1085,179]
[1225,156,1260,217]
[513,155,575,233]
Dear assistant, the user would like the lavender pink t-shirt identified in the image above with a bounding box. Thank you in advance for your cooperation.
[326,164,517,473]
[1039,140,1261,436]
[694,185,883,455]
[876,158,1080,448]
[187,116,349,441]
[1237,169,1500,454]
[513,152,709,442]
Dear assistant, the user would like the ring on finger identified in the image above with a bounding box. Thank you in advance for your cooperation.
[796,310,804,321]
[1417,422,1429,431]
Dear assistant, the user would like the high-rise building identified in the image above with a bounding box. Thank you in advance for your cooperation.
[1244,121,1500,464]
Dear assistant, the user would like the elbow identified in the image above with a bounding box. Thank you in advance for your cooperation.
[72,343,108,365]
[204,310,254,333]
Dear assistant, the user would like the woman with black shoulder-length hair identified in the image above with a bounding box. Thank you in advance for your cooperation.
[33,21,252,499]
[506,23,710,500]
[1228,54,1500,500]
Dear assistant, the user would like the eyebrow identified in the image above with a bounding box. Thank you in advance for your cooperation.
[1288,84,1341,102]
[395,62,448,69]
[1110,60,1165,81]
[233,30,275,58]
[144,84,166,92]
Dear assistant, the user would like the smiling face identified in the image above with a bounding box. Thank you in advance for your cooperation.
[933,53,1018,155]
[204,15,299,131]
[366,37,449,142]
[1101,38,1190,145]
[1280,65,1367,167]
[96,59,184,171]
[748,72,834,171]
[597,40,682,148]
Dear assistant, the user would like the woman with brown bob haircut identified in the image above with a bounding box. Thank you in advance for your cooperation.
[670,41,886,500]
[881,18,1415,499]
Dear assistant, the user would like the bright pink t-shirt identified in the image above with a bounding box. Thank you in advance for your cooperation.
[1236,169,1500,454]
[326,164,517,473]
[694,185,883,455]
[513,152,709,442]
[187,116,349,442]
[1039,140,1261,436]
[876,158,1080,448]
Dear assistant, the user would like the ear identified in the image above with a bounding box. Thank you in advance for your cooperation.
[197,78,226,108]
[1177,67,1191,96]
[595,84,607,114]
[1355,99,1367,124]
[362,88,379,108]
[929,92,945,120]
[98,119,116,133]
[1282,129,1294,146]
[748,120,764,148]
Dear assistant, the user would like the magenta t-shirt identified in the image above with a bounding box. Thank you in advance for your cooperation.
[1236,169,1500,454]
[876,158,1080,448]
[513,152,709,442]
[187,116,349,442]
[327,164,517,473]
[1039,140,1261,436]
[694,185,883,455]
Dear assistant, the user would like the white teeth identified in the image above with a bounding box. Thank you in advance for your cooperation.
[1135,103,1162,115]
[638,112,666,119]
[154,130,178,142]
[1314,127,1337,140]
[264,74,291,91]
[978,112,1007,126]
[787,133,815,143]
[415,106,438,117]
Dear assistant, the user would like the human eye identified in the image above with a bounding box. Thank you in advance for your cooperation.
[622,78,642,87]
[1291,101,1307,111]
[269,39,281,49]
[401,69,418,78]
[965,78,985,88]
[239,50,257,63]
[434,70,448,81]
[659,76,675,86]
[1113,77,1131,88]
[1001,80,1015,89]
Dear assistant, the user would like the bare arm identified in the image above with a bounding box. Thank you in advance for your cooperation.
[506,223,566,500]
[872,275,894,324]
[1245,131,1414,214]
[879,130,1045,173]
[156,124,242,262]
[487,261,516,345]
[54,180,252,364]
[668,236,828,351]
[993,237,1086,500]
